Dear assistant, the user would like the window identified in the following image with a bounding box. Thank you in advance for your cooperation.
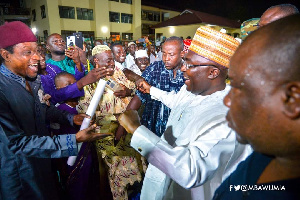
[32,9,36,21]
[162,12,170,21]
[142,24,154,34]
[61,30,76,41]
[121,0,132,4]
[233,33,240,38]
[109,12,120,23]
[141,10,160,22]
[121,13,133,24]
[110,32,120,42]
[40,5,46,19]
[59,6,75,19]
[76,8,93,20]
[122,33,133,40]
[109,0,119,2]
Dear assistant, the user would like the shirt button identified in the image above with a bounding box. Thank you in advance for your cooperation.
[138,147,142,152]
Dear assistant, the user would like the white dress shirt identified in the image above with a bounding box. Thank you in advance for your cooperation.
[125,54,135,69]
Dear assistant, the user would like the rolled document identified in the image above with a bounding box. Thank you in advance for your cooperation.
[67,79,107,166]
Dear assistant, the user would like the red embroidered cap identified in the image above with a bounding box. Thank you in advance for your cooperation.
[0,21,37,49]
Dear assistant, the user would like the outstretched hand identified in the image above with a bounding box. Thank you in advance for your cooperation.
[114,84,132,98]
[73,113,90,126]
[118,110,141,134]
[137,80,151,94]
[75,124,112,143]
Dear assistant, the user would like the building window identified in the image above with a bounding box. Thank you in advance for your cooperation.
[122,33,133,40]
[61,30,76,41]
[162,12,170,21]
[109,0,119,2]
[40,5,46,19]
[121,0,132,4]
[233,33,240,38]
[32,9,36,21]
[109,12,120,23]
[142,24,155,34]
[110,32,120,42]
[59,6,75,19]
[77,8,93,20]
[141,10,160,22]
[121,13,133,24]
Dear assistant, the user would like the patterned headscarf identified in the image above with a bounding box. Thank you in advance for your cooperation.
[183,39,192,53]
[240,18,260,41]
[92,45,111,56]
[189,26,240,68]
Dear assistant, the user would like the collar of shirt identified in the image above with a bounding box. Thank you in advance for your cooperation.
[0,64,26,88]
[115,61,125,70]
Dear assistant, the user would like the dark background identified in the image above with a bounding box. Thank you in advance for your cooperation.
[142,0,300,22]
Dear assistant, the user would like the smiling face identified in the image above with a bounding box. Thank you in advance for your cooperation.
[46,34,66,55]
[181,51,222,95]
[128,44,136,56]
[1,42,40,78]
[112,44,126,63]
[94,50,115,70]
[135,57,149,72]
[162,40,184,70]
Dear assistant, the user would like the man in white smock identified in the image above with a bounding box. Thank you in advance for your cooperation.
[119,26,252,200]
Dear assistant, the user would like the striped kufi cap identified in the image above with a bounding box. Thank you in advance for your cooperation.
[189,26,240,68]
[92,45,111,56]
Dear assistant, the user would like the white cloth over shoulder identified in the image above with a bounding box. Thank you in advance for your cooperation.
[125,54,135,69]
[131,85,252,200]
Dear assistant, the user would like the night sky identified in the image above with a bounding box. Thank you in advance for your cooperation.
[143,0,300,22]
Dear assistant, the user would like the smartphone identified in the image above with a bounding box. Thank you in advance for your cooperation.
[106,79,123,92]
[73,32,83,49]
[66,36,75,49]
[138,38,145,43]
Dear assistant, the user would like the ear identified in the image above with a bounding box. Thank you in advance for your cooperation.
[0,49,11,62]
[46,44,50,51]
[180,50,185,59]
[282,82,300,119]
[207,67,220,79]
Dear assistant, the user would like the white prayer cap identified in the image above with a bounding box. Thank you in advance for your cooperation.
[92,45,111,56]
[135,50,148,58]
[128,42,136,46]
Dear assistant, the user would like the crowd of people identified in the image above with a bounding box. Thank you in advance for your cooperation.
[0,3,299,200]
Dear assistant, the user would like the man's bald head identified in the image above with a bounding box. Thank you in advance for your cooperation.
[259,4,299,27]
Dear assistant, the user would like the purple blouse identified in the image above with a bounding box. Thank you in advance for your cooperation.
[40,63,85,104]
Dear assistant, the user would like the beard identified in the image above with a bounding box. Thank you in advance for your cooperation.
[53,49,65,55]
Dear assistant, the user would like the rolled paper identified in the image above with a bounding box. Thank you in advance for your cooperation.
[67,79,107,166]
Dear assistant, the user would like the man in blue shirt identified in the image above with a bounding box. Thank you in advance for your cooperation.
[127,36,185,137]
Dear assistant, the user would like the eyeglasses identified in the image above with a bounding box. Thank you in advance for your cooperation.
[52,39,66,44]
[182,61,218,70]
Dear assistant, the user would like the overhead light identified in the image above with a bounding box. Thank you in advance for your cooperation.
[101,26,108,33]
[31,27,37,34]
[169,27,175,34]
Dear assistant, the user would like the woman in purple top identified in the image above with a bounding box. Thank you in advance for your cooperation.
[37,45,106,104]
